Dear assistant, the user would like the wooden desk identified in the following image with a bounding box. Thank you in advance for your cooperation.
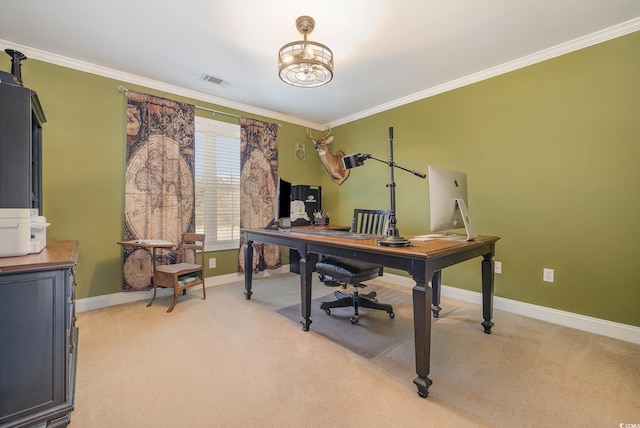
[117,240,175,263]
[242,227,499,398]
[117,239,175,250]
[288,225,351,274]
[117,240,175,289]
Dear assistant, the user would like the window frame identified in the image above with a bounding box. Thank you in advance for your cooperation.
[194,116,241,252]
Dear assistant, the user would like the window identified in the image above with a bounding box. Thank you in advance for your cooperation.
[195,116,241,251]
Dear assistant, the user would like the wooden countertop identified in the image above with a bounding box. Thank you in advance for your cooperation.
[0,240,79,274]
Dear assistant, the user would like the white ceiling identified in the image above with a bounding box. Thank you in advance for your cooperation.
[1,0,639,128]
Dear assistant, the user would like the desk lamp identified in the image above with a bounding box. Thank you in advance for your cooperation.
[342,127,426,247]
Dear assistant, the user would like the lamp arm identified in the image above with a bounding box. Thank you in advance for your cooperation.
[348,127,427,247]
[396,164,427,179]
[362,155,427,179]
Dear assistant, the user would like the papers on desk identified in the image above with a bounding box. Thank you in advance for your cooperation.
[132,239,174,245]
[410,234,447,241]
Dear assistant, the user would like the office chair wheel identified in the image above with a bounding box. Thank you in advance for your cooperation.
[324,308,331,315]
[389,311,395,319]
[351,315,359,324]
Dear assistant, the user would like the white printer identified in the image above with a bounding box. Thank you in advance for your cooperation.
[0,208,50,257]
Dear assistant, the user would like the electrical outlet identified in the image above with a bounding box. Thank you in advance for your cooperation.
[209,258,216,269]
[494,261,502,274]
[543,268,554,283]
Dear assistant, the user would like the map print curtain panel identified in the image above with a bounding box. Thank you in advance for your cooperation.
[238,118,280,273]
[122,91,196,291]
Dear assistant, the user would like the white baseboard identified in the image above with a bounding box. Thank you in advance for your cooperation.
[75,266,290,313]
[382,272,640,345]
[76,267,640,345]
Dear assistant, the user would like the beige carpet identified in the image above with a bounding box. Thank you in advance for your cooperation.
[277,282,457,359]
[72,273,640,427]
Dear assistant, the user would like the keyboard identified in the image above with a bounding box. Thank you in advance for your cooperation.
[291,229,381,241]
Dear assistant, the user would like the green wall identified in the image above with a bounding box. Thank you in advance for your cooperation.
[323,32,640,327]
[1,58,324,299]
[2,30,638,327]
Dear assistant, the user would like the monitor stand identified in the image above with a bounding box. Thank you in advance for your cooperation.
[456,198,477,241]
[264,217,291,230]
[443,199,478,241]
[265,219,278,230]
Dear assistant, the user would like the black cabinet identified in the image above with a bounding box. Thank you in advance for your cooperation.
[0,84,46,213]
[290,184,321,226]
[0,241,79,428]
[289,185,322,273]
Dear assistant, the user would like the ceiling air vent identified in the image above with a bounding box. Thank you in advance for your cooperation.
[200,74,228,86]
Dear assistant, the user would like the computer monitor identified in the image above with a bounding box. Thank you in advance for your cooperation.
[265,177,292,229]
[427,165,477,241]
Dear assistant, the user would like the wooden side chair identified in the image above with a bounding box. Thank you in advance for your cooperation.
[147,233,206,313]
[316,209,395,324]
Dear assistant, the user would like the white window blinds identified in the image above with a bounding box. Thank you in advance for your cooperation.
[195,116,241,251]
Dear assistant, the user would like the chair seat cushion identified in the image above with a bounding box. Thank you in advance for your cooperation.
[316,257,380,279]
[155,263,201,274]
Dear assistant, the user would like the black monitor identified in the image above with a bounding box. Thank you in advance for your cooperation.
[427,165,477,241]
[265,177,292,229]
[276,177,292,225]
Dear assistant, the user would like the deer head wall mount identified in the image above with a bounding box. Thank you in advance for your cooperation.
[306,126,350,185]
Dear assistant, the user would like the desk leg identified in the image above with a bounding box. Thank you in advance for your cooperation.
[244,240,253,300]
[299,252,316,331]
[481,253,495,334]
[412,276,433,398]
[431,271,442,318]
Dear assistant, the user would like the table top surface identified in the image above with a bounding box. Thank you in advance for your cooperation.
[116,239,175,248]
[0,240,79,273]
[243,226,499,259]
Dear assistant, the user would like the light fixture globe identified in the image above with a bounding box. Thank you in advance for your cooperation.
[278,16,334,88]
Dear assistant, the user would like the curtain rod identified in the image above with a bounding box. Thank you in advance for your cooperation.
[118,86,282,126]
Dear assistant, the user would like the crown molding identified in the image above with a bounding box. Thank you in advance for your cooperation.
[2,17,639,130]
[0,39,325,130]
[330,18,640,127]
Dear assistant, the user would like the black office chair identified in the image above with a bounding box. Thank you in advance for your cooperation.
[316,209,395,324]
